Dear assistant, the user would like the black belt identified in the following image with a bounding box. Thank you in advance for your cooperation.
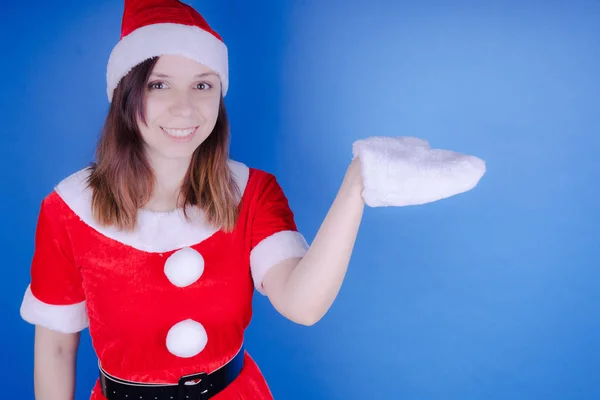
[99,345,245,400]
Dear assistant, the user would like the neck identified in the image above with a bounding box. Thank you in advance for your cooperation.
[145,155,191,212]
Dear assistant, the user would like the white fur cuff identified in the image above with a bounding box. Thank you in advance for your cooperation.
[250,231,309,295]
[352,136,486,207]
[20,285,89,333]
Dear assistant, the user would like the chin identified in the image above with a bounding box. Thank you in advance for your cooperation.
[158,147,200,161]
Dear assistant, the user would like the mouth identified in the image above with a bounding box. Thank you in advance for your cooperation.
[160,126,198,141]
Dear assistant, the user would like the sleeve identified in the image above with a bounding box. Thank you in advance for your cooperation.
[19,195,89,333]
[249,173,309,295]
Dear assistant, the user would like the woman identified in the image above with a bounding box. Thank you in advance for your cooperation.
[20,1,485,399]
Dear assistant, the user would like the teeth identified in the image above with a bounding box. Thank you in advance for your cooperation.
[162,127,196,137]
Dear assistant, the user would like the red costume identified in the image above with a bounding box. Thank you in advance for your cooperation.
[20,161,309,399]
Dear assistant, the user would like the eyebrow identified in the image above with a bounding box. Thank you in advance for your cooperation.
[150,72,218,79]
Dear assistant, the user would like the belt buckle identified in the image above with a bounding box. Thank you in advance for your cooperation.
[177,372,209,400]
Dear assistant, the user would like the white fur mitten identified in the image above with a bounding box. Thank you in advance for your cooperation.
[352,136,486,207]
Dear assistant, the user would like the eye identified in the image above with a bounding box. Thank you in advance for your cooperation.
[148,81,167,90]
[196,82,213,90]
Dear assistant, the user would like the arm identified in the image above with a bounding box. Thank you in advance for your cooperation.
[262,136,487,325]
[262,157,364,325]
[34,326,80,400]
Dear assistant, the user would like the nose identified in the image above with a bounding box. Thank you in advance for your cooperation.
[169,90,194,117]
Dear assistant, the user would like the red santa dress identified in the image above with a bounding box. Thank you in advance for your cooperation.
[20,160,309,399]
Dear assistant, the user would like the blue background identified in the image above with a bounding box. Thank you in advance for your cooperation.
[3,1,599,399]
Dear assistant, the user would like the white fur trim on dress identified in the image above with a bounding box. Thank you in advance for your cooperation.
[54,160,249,253]
[106,23,229,101]
[250,230,309,295]
[20,285,89,333]
[352,136,486,207]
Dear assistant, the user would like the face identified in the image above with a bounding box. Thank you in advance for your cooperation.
[138,54,222,163]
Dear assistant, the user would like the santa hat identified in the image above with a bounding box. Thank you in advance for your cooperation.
[106,0,228,102]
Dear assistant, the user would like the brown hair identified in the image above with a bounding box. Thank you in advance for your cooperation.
[87,56,240,232]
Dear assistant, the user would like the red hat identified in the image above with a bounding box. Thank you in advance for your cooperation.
[106,0,228,102]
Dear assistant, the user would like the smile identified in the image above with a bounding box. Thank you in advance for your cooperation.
[160,126,198,141]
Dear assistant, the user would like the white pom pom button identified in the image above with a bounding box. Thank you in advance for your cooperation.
[164,247,205,287]
[166,319,208,358]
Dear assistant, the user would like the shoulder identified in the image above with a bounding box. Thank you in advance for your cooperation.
[36,166,94,230]
[31,168,91,250]
[243,166,285,200]
[35,167,92,225]
[51,166,93,214]
[241,166,293,215]
[244,164,282,191]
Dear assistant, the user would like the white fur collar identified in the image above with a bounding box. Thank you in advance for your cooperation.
[55,160,250,253]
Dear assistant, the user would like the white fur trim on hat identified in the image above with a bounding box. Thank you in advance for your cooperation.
[106,22,229,102]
